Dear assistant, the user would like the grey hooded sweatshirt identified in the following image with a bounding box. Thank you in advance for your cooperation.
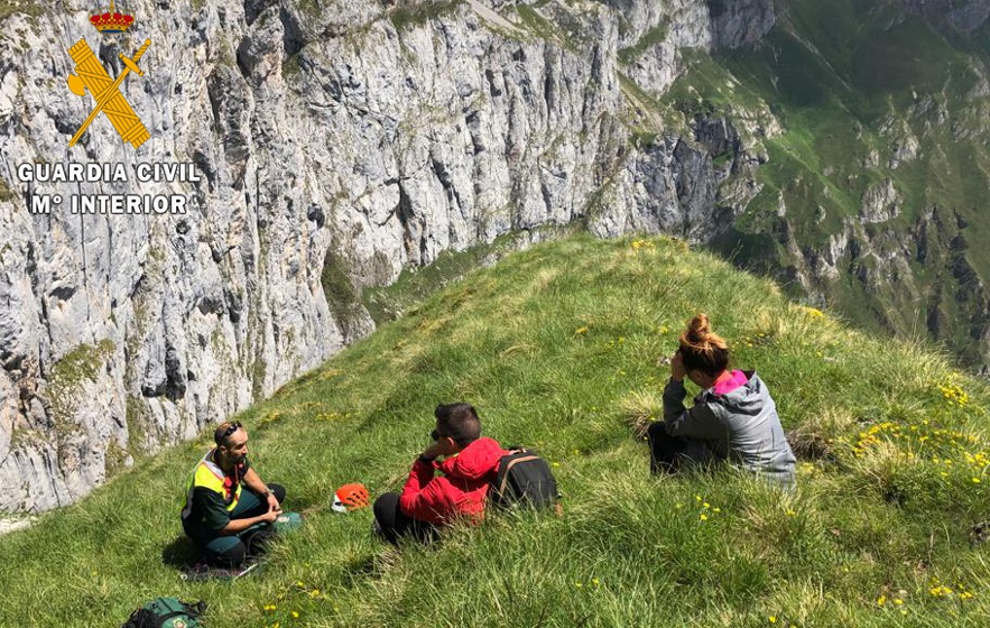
[662,370,796,487]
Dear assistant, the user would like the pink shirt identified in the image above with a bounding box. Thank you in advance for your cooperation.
[713,369,748,396]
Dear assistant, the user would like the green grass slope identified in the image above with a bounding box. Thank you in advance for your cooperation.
[3,235,990,626]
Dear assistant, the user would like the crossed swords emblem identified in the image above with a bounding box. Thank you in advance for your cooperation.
[66,38,152,149]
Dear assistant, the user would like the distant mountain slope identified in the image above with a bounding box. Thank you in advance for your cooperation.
[616,0,990,367]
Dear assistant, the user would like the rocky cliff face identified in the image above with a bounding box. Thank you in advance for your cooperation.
[0,0,775,512]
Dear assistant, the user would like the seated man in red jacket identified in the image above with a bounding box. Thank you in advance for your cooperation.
[373,402,509,545]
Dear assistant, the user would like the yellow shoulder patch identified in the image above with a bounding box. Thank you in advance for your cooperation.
[193,463,224,492]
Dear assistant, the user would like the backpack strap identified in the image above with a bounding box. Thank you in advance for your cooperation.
[496,454,541,497]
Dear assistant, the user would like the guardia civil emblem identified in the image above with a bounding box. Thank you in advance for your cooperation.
[65,1,152,149]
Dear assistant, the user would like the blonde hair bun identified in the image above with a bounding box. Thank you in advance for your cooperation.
[687,313,711,341]
[680,313,728,354]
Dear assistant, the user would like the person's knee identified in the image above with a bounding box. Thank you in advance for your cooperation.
[373,492,400,524]
[646,421,667,442]
[207,539,246,567]
[267,483,286,504]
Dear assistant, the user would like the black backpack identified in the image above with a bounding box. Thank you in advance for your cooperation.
[121,597,207,628]
[489,448,560,509]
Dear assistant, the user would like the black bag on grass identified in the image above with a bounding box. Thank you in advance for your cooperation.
[121,597,207,628]
[489,448,560,509]
[242,525,276,559]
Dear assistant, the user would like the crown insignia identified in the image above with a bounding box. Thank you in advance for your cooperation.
[89,1,135,33]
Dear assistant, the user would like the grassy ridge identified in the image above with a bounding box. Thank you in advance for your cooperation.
[2,235,989,626]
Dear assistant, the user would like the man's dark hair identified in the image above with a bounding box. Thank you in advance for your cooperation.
[434,403,481,447]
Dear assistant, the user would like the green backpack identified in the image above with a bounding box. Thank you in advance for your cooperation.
[121,597,207,628]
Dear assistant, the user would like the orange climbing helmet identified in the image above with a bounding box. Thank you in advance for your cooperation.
[332,482,370,512]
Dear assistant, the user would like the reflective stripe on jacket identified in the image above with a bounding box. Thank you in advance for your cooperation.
[180,449,243,521]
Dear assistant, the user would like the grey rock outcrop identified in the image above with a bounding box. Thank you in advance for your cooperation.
[860,179,901,224]
[900,0,990,33]
[707,0,775,49]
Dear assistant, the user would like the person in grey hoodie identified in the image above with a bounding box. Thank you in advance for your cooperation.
[647,313,797,488]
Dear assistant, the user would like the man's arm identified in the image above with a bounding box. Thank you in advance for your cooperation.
[398,457,453,524]
[243,466,280,510]
[221,511,277,534]
[398,437,460,523]
[193,487,279,535]
[243,466,268,496]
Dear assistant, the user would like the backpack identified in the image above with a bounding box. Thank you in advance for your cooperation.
[121,597,207,628]
[489,448,560,509]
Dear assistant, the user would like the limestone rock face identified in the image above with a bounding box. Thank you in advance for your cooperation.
[860,179,902,224]
[706,0,775,49]
[0,0,775,512]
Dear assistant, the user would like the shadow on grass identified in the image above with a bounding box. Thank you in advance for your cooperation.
[161,536,200,569]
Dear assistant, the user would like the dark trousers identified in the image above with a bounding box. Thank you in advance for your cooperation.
[646,423,713,474]
[373,492,438,546]
[186,483,286,567]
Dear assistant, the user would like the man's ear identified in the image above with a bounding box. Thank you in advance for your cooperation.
[444,436,461,453]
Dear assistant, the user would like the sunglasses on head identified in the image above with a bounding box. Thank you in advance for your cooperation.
[218,421,243,445]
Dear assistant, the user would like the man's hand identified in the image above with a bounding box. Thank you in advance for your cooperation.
[260,502,283,524]
[422,436,459,461]
[265,490,280,511]
[671,350,686,382]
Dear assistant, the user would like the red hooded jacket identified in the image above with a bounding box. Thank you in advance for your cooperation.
[399,437,509,526]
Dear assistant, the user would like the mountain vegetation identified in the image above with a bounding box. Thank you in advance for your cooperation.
[2,235,988,626]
